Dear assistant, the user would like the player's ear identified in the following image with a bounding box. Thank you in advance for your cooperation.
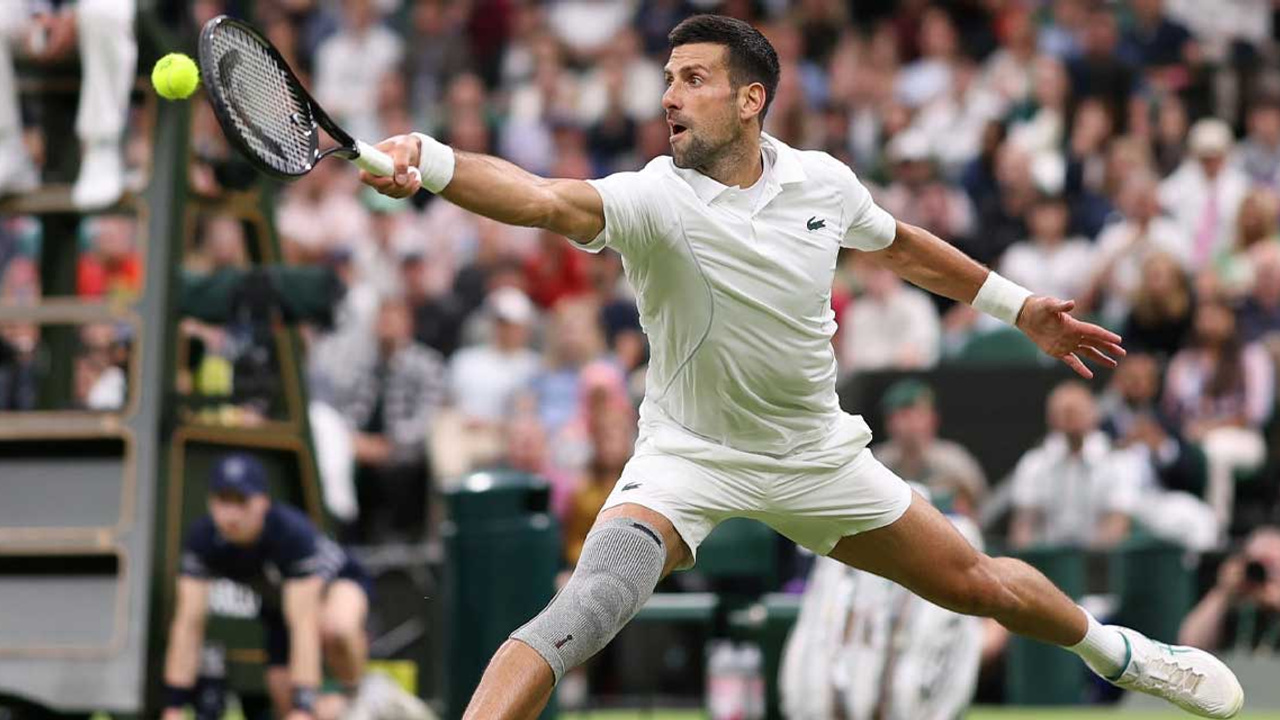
[740,82,766,124]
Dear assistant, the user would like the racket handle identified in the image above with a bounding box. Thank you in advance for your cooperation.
[353,140,421,183]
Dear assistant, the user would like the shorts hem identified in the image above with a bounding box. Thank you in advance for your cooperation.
[599,495,703,571]
[814,481,915,558]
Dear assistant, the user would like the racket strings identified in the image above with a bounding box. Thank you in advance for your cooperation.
[205,23,315,175]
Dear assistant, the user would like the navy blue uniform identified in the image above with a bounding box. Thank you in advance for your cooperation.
[180,503,370,666]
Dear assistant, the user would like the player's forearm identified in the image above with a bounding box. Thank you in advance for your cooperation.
[439,150,564,229]
[163,617,205,687]
[876,222,1031,326]
[875,222,991,306]
[283,578,324,690]
[287,617,323,687]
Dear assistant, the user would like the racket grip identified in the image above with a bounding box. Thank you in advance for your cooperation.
[353,140,421,182]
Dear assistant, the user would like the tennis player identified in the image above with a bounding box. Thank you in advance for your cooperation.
[364,14,1243,719]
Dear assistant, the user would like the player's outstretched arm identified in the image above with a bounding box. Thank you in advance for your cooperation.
[161,577,210,718]
[282,576,325,717]
[871,221,1125,379]
[359,133,605,244]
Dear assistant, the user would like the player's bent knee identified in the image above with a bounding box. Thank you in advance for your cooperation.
[510,517,666,684]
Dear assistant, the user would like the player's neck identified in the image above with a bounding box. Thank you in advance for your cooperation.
[698,132,764,189]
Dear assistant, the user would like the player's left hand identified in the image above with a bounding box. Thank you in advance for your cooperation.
[1016,296,1125,379]
[284,709,315,720]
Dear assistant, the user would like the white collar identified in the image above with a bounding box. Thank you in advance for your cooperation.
[673,132,808,206]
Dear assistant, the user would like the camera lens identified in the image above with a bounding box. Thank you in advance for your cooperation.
[1245,559,1269,585]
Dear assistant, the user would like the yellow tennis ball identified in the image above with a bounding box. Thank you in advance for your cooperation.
[151,53,200,100]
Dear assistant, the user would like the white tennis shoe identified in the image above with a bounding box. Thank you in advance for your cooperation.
[1106,627,1243,718]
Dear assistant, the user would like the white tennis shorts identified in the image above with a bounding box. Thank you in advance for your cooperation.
[600,412,914,569]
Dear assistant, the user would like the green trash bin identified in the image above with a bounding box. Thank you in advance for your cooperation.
[1110,537,1193,643]
[442,471,560,719]
[1005,545,1088,705]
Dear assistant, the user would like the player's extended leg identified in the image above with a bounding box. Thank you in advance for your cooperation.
[462,503,691,720]
[320,579,369,688]
[830,492,1244,719]
[313,578,369,719]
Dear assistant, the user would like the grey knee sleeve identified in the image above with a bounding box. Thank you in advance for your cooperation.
[511,517,666,683]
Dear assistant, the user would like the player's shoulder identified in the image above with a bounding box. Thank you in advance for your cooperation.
[792,146,863,183]
[267,503,321,540]
[181,515,220,560]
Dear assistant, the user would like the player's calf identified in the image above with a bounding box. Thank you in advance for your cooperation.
[509,517,667,682]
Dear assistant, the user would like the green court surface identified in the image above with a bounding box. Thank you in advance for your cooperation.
[557,710,1280,720]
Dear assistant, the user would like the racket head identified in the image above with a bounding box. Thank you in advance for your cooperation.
[198,16,337,180]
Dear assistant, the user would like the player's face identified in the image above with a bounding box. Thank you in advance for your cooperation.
[662,44,743,170]
[209,491,269,545]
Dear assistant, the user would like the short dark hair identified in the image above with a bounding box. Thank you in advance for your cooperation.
[668,14,780,124]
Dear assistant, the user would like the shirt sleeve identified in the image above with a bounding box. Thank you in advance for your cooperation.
[179,520,215,578]
[836,163,897,251]
[274,508,345,581]
[1009,450,1043,510]
[582,167,666,257]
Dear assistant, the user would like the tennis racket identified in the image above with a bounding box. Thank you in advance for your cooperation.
[197,14,417,182]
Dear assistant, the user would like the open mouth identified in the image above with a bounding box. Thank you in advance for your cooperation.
[669,122,689,139]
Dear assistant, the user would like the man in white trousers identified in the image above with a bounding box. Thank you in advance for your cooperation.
[363,14,1245,720]
[0,0,137,208]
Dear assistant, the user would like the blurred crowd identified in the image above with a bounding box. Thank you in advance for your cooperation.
[4,0,1280,653]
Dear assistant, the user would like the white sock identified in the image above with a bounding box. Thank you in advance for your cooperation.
[1067,607,1129,679]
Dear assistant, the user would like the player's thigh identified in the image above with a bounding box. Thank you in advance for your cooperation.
[264,666,291,718]
[321,578,369,641]
[827,491,988,611]
[595,502,692,578]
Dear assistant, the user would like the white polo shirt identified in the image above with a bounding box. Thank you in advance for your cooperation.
[580,133,897,455]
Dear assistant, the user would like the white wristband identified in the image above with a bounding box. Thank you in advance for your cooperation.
[973,271,1032,326]
[411,132,455,194]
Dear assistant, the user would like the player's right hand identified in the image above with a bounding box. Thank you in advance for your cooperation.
[161,707,186,720]
[359,135,422,199]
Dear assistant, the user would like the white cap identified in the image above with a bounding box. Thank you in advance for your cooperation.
[488,287,535,325]
[888,130,931,163]
[1188,118,1234,157]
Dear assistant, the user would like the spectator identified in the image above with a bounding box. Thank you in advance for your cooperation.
[1009,382,1142,550]
[561,403,635,567]
[1181,527,1280,651]
[1066,5,1136,130]
[1099,353,1204,497]
[276,160,370,264]
[998,192,1095,302]
[1085,170,1189,325]
[406,0,471,130]
[1122,251,1195,358]
[74,322,125,410]
[401,247,464,358]
[437,287,540,466]
[871,380,987,518]
[1159,118,1249,270]
[0,321,39,410]
[432,286,537,481]
[1239,92,1280,189]
[531,297,607,434]
[77,215,142,301]
[839,260,940,372]
[1217,187,1280,297]
[326,297,447,542]
[875,130,975,245]
[313,0,405,144]
[1236,243,1280,344]
[1123,0,1195,80]
[1164,298,1274,525]
[524,228,590,310]
[0,0,137,208]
